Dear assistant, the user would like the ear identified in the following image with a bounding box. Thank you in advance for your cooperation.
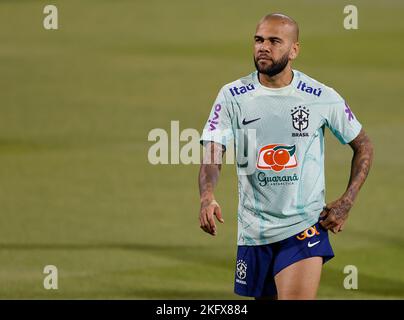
[289,42,300,60]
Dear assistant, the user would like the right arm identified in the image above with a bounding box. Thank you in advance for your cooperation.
[199,142,225,236]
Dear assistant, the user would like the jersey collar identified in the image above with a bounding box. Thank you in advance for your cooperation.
[253,69,299,95]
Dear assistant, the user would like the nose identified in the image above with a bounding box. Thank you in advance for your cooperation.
[258,40,271,52]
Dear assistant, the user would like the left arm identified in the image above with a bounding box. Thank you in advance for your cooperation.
[320,129,374,233]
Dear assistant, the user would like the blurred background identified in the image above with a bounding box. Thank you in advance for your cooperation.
[0,0,403,299]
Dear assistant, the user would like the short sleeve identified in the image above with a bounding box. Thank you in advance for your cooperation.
[325,91,362,144]
[200,86,234,149]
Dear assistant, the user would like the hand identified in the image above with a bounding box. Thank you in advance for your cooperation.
[199,198,224,236]
[319,197,353,234]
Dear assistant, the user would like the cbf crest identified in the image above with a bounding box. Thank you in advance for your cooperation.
[236,260,247,280]
[291,106,310,132]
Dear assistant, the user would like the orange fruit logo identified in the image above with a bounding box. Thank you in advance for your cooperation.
[257,144,298,171]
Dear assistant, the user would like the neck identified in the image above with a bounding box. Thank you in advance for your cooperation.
[258,65,293,89]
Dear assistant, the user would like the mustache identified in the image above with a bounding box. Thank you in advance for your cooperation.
[256,54,272,60]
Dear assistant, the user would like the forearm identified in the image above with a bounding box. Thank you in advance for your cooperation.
[343,131,374,205]
[199,164,221,204]
[320,130,373,232]
[199,142,224,205]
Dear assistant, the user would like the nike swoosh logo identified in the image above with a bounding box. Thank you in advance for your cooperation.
[242,117,261,125]
[308,241,320,248]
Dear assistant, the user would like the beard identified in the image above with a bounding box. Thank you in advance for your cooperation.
[254,52,290,77]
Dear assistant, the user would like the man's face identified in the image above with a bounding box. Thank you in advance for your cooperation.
[253,20,298,77]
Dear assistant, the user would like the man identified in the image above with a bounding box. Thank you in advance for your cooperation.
[198,13,374,300]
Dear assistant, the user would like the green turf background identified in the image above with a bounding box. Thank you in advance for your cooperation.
[0,0,403,299]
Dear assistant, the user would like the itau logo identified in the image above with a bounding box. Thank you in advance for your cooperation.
[257,144,298,171]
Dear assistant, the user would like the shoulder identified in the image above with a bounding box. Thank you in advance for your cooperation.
[220,72,257,98]
[293,69,344,103]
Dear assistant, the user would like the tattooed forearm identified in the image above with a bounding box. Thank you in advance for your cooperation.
[199,142,225,205]
[320,129,373,233]
[344,129,374,205]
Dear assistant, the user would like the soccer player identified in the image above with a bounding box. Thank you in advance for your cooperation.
[198,13,374,300]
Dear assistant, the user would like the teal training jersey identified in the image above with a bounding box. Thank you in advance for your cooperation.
[200,69,362,245]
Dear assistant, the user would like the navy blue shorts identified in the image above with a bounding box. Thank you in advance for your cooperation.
[234,220,334,297]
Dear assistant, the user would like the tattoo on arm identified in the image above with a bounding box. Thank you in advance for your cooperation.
[198,142,226,206]
[345,129,374,205]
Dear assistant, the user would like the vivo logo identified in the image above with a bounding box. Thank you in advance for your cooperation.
[296,81,322,97]
[208,104,222,131]
[229,84,255,96]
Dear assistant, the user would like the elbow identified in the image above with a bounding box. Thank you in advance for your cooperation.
[368,139,375,160]
[356,136,374,167]
[364,134,374,162]
[351,130,374,161]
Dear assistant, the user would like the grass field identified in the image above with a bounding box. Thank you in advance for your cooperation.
[0,0,403,299]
